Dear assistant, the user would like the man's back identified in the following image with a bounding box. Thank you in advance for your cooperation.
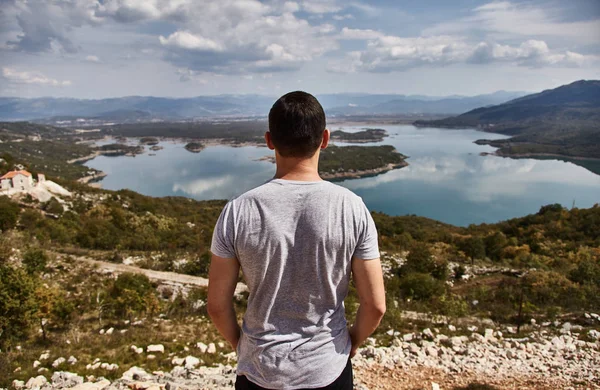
[211,178,379,388]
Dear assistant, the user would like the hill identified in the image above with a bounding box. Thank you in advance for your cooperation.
[0,91,526,122]
[414,80,600,161]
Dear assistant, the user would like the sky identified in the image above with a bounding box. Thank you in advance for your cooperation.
[0,0,599,98]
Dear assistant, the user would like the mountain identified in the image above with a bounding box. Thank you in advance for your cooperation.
[322,91,526,115]
[0,91,527,122]
[415,80,600,160]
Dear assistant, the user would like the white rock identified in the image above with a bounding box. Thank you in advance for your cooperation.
[506,326,516,334]
[467,326,478,332]
[32,361,41,368]
[484,329,494,340]
[217,342,225,348]
[402,333,414,342]
[147,344,165,353]
[12,380,25,389]
[432,383,440,390]
[147,354,156,360]
[207,343,217,354]
[589,330,600,340]
[68,356,78,365]
[70,379,111,390]
[39,352,50,361]
[52,357,66,368]
[105,327,114,335]
[184,355,200,369]
[172,357,185,366]
[99,329,105,335]
[448,325,456,332]
[51,371,84,387]
[121,366,152,381]
[196,342,208,353]
[422,328,434,340]
[25,375,47,389]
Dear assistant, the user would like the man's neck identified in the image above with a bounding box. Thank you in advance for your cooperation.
[274,152,322,182]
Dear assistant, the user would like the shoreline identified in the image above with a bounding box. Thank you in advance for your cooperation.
[256,155,409,181]
[480,151,600,162]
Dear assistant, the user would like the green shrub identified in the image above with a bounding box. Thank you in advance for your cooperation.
[0,196,20,231]
[398,272,445,300]
[0,264,38,348]
[22,248,48,275]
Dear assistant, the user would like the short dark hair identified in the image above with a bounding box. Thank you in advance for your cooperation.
[268,91,326,158]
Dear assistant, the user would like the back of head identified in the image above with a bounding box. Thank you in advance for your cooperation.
[268,91,326,158]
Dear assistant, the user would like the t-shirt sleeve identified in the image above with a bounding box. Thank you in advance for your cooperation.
[210,201,237,259]
[353,200,380,260]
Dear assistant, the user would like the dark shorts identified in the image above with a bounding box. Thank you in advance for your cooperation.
[235,358,353,390]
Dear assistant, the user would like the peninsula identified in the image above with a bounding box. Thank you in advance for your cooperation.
[258,144,408,181]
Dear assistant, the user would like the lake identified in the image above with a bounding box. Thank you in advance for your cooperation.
[84,125,600,226]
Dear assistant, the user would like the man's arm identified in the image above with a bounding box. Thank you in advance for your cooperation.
[349,257,386,357]
[207,254,241,350]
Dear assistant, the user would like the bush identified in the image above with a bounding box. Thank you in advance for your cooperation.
[0,196,20,231]
[44,197,64,215]
[0,265,38,348]
[105,273,160,321]
[22,248,48,274]
[398,273,445,300]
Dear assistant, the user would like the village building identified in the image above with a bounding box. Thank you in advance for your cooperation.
[1,170,34,191]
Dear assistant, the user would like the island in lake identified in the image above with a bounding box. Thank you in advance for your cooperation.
[184,142,205,153]
[330,128,388,143]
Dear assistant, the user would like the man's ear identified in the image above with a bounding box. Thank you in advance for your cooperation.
[321,129,330,149]
[265,131,275,150]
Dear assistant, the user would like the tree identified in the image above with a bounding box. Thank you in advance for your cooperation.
[0,196,20,231]
[34,287,75,341]
[44,197,64,215]
[0,265,38,348]
[105,273,159,321]
[461,236,486,265]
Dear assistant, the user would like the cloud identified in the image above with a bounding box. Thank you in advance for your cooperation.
[301,0,341,14]
[85,55,100,62]
[330,28,597,73]
[424,1,600,45]
[2,67,72,86]
[159,31,223,52]
[332,13,354,21]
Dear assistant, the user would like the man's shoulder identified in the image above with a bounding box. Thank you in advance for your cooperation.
[233,179,363,204]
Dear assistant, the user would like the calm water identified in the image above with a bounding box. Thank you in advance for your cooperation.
[85,125,600,226]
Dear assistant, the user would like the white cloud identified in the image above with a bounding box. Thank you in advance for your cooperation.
[159,31,224,52]
[301,0,341,14]
[85,55,100,62]
[330,28,597,73]
[1,67,72,87]
[424,1,600,45]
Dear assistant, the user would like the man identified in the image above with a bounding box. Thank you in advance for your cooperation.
[208,91,386,389]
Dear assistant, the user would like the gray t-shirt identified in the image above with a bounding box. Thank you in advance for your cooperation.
[211,178,379,389]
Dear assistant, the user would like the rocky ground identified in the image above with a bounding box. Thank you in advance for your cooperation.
[9,320,599,390]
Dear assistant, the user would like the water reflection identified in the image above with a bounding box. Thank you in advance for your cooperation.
[84,125,600,226]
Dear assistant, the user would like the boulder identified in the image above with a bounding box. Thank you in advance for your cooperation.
[422,328,434,340]
[52,357,66,368]
[122,366,152,381]
[25,376,47,390]
[196,342,208,353]
[147,344,165,353]
[12,380,25,390]
[51,371,84,388]
[70,379,111,390]
[207,343,217,354]
[589,330,600,340]
[184,356,200,370]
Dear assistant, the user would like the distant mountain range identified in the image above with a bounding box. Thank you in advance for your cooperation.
[0,91,527,122]
[415,79,600,161]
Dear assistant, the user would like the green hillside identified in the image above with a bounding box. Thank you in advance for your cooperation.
[415,80,600,161]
